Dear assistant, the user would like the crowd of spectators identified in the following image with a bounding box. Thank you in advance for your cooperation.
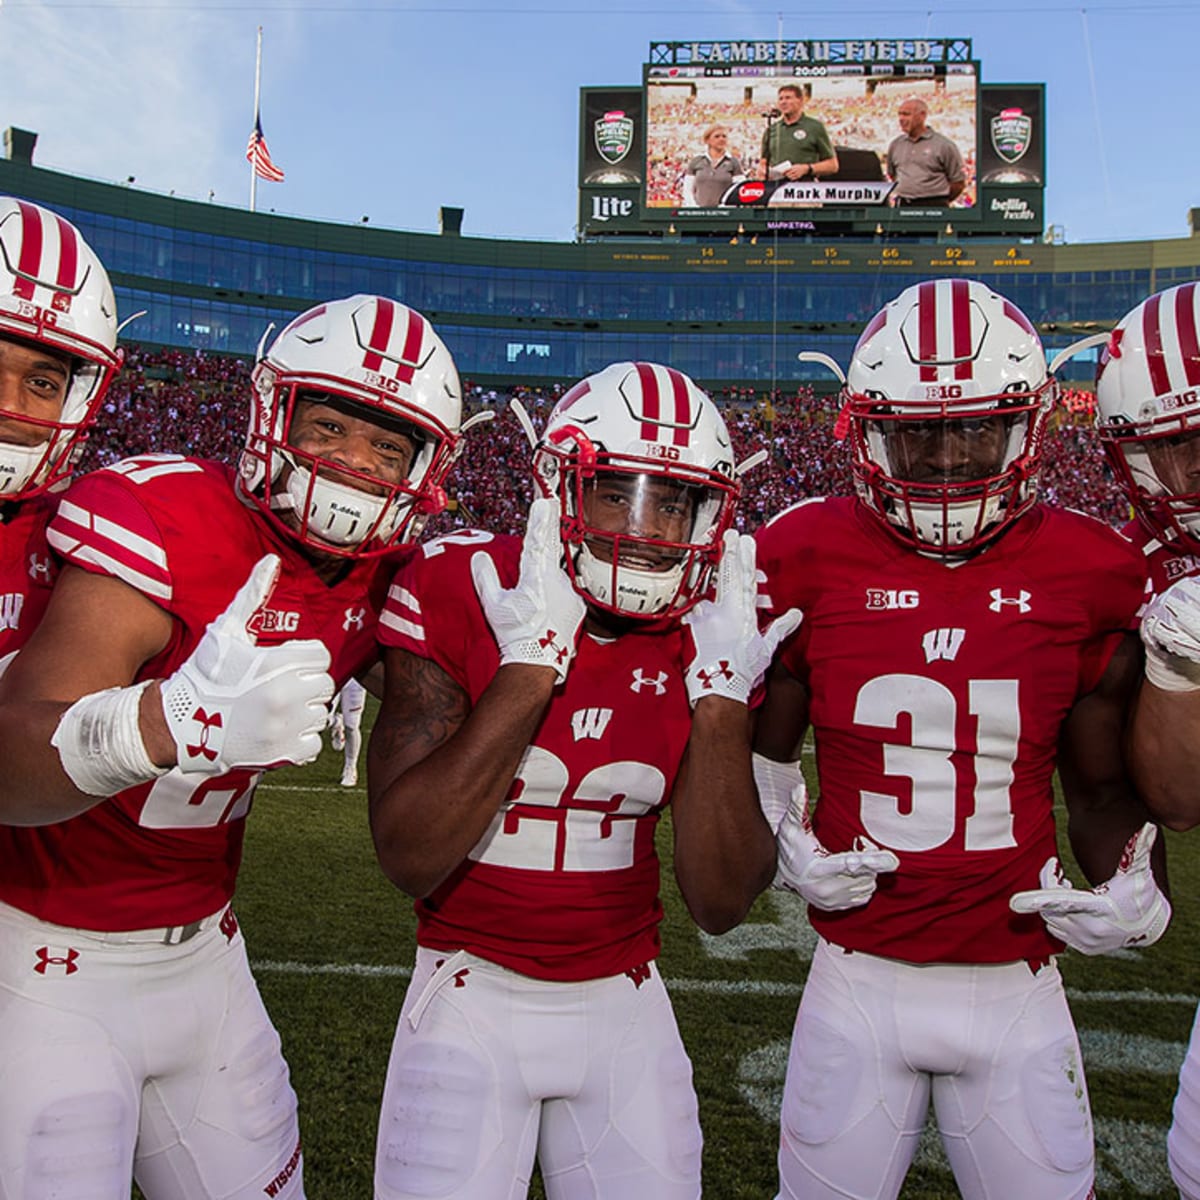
[77,346,1130,539]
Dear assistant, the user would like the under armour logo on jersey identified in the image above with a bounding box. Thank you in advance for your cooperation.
[219,907,239,943]
[27,553,51,583]
[695,661,735,690]
[922,627,966,663]
[571,707,614,741]
[866,588,920,610]
[630,669,668,695]
[343,607,367,631]
[186,707,223,762]
[0,592,23,633]
[626,962,652,989]
[988,589,1032,614]
[34,946,79,976]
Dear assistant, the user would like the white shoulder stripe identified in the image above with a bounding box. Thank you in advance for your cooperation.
[379,608,424,642]
[56,498,169,568]
[45,532,173,602]
[386,582,421,615]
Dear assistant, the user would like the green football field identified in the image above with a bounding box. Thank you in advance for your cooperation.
[235,718,1200,1199]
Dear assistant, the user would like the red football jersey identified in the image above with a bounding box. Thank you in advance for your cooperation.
[379,529,696,982]
[1122,516,1200,598]
[756,496,1146,965]
[0,495,58,669]
[0,454,395,931]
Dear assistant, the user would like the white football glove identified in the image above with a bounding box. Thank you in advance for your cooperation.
[1141,576,1200,691]
[471,496,586,684]
[775,785,900,911]
[683,530,802,706]
[160,554,334,774]
[1008,822,1171,955]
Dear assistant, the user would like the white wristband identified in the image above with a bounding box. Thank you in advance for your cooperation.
[51,681,170,797]
[752,753,804,835]
[1144,643,1200,692]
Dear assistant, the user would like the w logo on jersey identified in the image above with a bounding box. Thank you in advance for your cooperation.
[922,627,966,663]
[0,592,23,633]
[571,708,614,741]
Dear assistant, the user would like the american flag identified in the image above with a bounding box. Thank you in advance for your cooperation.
[246,115,285,183]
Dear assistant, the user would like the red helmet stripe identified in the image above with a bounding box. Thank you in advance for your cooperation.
[12,200,44,301]
[1002,299,1037,338]
[667,366,692,446]
[362,296,395,374]
[1174,284,1200,389]
[951,278,973,380]
[636,361,661,441]
[396,306,426,385]
[50,213,79,307]
[917,280,938,381]
[1144,292,1171,397]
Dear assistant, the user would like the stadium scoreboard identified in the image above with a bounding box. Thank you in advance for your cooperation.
[579,38,1044,240]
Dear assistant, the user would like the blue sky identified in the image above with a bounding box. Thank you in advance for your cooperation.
[1,0,1196,246]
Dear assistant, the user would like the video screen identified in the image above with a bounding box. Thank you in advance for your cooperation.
[644,63,978,215]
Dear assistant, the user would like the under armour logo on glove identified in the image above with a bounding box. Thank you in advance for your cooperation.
[537,629,571,665]
[695,661,736,690]
[185,707,224,763]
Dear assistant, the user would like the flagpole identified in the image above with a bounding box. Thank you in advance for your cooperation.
[250,25,263,212]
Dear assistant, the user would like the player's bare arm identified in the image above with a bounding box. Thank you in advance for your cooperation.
[1058,633,1167,885]
[1129,683,1200,830]
[671,697,775,933]
[0,565,171,824]
[753,659,811,763]
[368,645,556,897]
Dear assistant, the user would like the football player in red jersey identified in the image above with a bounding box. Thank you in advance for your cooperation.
[366,361,796,1199]
[0,295,464,1199]
[0,197,123,677]
[1096,281,1200,1199]
[754,279,1169,1200]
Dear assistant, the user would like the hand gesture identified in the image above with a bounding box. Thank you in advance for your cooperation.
[1141,576,1200,690]
[471,496,586,684]
[683,530,801,706]
[160,554,334,774]
[1009,823,1171,955]
[775,784,900,911]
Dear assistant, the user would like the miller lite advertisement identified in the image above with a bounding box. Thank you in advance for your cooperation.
[978,85,1044,186]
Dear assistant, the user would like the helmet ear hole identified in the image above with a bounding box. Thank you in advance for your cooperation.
[237,295,463,558]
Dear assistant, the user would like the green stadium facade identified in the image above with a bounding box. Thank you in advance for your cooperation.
[4,146,1200,391]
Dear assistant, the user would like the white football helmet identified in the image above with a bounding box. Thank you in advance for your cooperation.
[843,279,1055,555]
[0,197,121,499]
[532,361,739,618]
[1096,283,1200,552]
[239,295,463,556]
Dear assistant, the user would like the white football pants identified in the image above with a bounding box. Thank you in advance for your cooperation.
[375,946,702,1199]
[1169,1002,1200,1198]
[777,938,1094,1200]
[0,899,304,1200]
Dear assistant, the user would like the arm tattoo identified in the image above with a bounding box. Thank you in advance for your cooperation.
[370,650,470,783]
